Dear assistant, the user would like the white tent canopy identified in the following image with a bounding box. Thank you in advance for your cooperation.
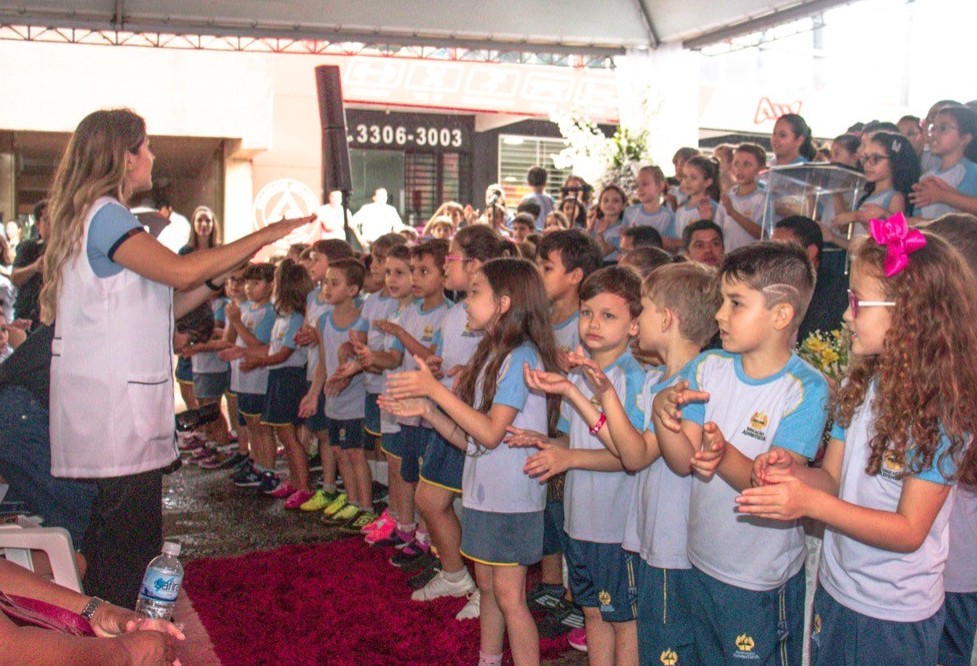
[0,0,853,55]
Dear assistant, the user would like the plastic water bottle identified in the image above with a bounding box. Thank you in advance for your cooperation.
[135,541,184,620]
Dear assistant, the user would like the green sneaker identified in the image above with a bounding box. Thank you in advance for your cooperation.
[324,502,359,525]
[299,489,337,512]
[321,492,348,518]
[341,510,378,534]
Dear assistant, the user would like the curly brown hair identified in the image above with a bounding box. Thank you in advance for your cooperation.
[832,233,977,485]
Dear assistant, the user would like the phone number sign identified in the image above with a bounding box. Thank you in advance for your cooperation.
[346,110,473,152]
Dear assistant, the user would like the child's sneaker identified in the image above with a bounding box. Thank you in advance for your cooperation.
[407,562,442,590]
[190,443,219,463]
[232,463,262,488]
[284,489,315,510]
[258,471,282,495]
[341,510,378,534]
[526,583,565,612]
[217,451,249,470]
[389,542,431,569]
[567,627,588,652]
[455,589,480,621]
[267,481,297,499]
[178,433,206,452]
[364,518,398,546]
[299,489,337,512]
[537,598,584,638]
[324,502,359,525]
[361,508,392,534]
[320,492,348,519]
[198,449,232,469]
[411,569,475,601]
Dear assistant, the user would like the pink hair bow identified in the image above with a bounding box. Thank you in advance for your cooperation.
[868,212,926,277]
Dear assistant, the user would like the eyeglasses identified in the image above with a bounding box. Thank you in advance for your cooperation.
[927,123,959,135]
[847,290,895,319]
[861,154,889,166]
[445,254,473,264]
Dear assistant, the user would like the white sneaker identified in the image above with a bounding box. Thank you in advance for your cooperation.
[411,569,475,601]
[455,589,481,620]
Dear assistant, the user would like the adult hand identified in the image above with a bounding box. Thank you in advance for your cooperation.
[119,626,182,666]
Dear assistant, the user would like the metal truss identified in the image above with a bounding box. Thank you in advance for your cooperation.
[0,23,614,68]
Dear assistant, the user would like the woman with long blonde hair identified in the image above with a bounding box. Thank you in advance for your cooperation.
[42,108,312,608]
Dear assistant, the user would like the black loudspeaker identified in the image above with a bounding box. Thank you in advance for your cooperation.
[315,65,353,197]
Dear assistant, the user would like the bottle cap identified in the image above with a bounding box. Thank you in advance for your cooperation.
[162,541,181,557]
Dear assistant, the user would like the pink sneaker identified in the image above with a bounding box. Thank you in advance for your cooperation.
[178,433,206,452]
[268,482,297,499]
[568,627,587,652]
[361,508,391,534]
[364,516,396,545]
[284,489,315,510]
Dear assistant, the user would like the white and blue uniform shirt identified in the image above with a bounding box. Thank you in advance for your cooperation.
[552,312,580,356]
[561,351,645,543]
[715,185,766,252]
[624,204,677,239]
[683,350,829,591]
[850,188,896,238]
[623,362,696,569]
[268,311,306,370]
[191,297,230,375]
[462,343,549,514]
[318,310,369,420]
[304,288,332,382]
[361,292,398,395]
[916,158,977,220]
[674,199,718,239]
[391,298,451,426]
[433,301,483,393]
[820,382,957,621]
[230,301,276,395]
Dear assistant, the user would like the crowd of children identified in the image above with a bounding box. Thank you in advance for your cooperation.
[159,104,977,666]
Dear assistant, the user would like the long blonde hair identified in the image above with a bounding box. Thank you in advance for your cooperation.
[188,205,221,250]
[40,109,147,324]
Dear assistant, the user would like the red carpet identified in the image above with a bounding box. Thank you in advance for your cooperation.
[182,538,572,665]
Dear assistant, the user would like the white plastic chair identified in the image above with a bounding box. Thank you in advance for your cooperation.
[0,525,83,592]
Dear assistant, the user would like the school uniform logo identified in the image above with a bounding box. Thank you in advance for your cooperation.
[811,613,822,648]
[659,649,678,665]
[880,452,905,481]
[734,634,758,660]
[422,325,434,341]
[598,589,615,613]
[743,411,769,442]
[338,428,347,443]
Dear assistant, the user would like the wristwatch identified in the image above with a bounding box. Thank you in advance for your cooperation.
[80,596,105,622]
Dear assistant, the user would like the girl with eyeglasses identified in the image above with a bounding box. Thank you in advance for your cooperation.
[828,132,920,249]
[911,105,977,220]
[738,227,977,666]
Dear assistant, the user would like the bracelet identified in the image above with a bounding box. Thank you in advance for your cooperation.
[205,279,223,291]
[80,596,105,622]
[589,412,607,436]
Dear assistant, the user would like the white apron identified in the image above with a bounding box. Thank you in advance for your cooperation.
[50,196,177,478]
